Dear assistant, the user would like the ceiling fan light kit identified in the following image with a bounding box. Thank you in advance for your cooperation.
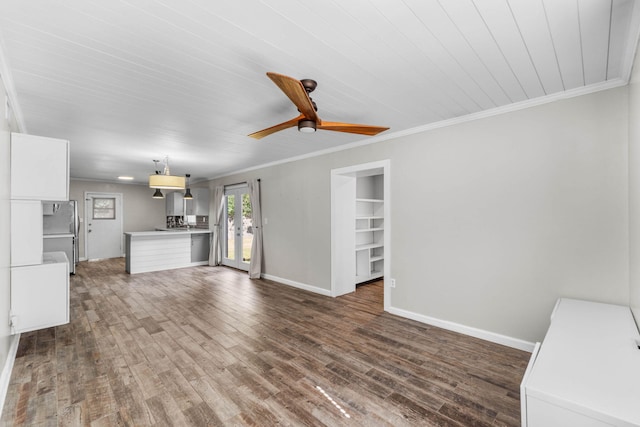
[298,119,316,133]
[249,72,389,139]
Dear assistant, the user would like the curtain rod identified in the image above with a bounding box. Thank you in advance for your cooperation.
[224,178,260,187]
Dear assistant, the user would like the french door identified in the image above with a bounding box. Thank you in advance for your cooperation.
[222,185,253,271]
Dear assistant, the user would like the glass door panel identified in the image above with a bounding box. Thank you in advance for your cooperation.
[242,193,253,264]
[222,186,252,271]
[225,194,235,260]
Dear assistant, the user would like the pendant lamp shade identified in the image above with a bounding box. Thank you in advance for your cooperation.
[149,174,186,189]
[184,173,193,199]
[149,157,186,189]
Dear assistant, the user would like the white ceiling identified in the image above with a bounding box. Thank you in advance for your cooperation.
[1,0,639,184]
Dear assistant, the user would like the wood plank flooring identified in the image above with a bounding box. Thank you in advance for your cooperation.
[1,259,530,426]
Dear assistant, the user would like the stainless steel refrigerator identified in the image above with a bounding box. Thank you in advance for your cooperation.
[42,200,79,274]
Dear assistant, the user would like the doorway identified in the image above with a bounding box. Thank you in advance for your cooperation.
[331,160,391,311]
[84,192,123,261]
[222,184,253,271]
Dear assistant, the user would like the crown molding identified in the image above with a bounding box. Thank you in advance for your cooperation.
[207,78,629,181]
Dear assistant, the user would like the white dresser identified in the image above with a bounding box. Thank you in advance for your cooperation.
[521,298,640,427]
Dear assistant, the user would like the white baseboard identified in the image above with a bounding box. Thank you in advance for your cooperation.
[259,274,533,352]
[261,274,332,297]
[261,274,535,353]
[0,334,20,417]
[387,307,535,352]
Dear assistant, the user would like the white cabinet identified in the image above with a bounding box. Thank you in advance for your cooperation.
[10,252,69,334]
[191,232,210,262]
[521,298,640,427]
[10,200,43,266]
[166,191,184,216]
[186,188,210,215]
[167,189,210,216]
[355,198,384,283]
[11,132,69,200]
[9,132,70,334]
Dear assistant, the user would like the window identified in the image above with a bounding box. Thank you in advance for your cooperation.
[93,197,116,219]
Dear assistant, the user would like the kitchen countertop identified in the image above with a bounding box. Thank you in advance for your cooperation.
[124,229,212,237]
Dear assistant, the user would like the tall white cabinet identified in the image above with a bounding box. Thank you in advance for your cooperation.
[9,133,70,334]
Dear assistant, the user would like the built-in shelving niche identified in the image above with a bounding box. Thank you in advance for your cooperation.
[355,175,384,284]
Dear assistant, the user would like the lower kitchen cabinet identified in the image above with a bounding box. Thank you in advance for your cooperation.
[10,251,69,334]
[125,230,212,274]
[191,233,210,262]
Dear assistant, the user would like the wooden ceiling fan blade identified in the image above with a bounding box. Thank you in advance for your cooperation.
[266,72,319,122]
[317,121,389,136]
[248,115,303,139]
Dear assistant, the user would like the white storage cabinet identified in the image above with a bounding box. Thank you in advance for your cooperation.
[10,132,71,334]
[521,298,640,427]
[10,252,69,334]
[11,132,70,200]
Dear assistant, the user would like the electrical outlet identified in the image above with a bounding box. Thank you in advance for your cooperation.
[390,278,396,288]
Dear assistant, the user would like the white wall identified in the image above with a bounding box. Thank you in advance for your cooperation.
[208,86,629,344]
[0,73,18,396]
[628,48,640,329]
[0,74,11,389]
[70,180,168,259]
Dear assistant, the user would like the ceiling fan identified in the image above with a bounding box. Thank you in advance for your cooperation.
[249,72,389,139]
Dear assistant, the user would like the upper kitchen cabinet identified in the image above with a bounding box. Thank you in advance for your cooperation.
[166,191,184,216]
[166,188,210,216]
[11,132,70,201]
[186,188,210,216]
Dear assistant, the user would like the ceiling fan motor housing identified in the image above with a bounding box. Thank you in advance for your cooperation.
[300,79,317,93]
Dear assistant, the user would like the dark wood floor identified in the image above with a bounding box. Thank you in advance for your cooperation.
[1,259,530,426]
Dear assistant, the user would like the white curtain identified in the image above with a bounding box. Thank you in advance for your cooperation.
[248,179,263,279]
[209,185,225,266]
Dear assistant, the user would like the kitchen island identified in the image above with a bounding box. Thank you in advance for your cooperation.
[124,229,212,274]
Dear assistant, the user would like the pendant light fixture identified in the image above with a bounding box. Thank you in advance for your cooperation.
[152,188,164,199]
[184,173,193,199]
[149,157,186,190]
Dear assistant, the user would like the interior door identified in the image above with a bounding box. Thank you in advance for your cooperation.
[85,192,123,260]
[222,185,253,271]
